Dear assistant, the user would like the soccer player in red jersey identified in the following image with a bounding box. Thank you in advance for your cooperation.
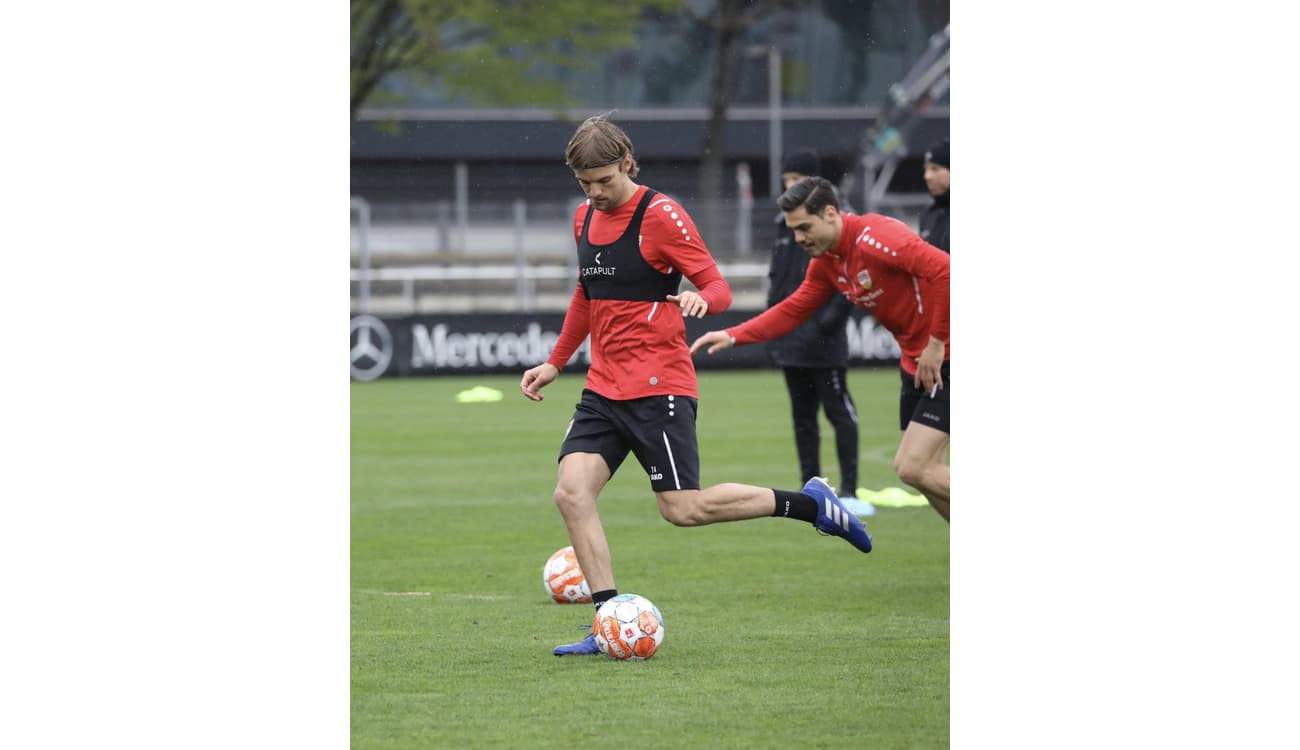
[520,115,873,656]
[691,176,951,522]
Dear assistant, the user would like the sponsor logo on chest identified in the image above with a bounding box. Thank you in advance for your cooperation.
[582,249,616,277]
[852,288,885,307]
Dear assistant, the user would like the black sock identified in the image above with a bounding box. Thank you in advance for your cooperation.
[772,489,818,523]
[591,589,618,612]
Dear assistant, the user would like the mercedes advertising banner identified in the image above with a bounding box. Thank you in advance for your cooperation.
[350,311,900,381]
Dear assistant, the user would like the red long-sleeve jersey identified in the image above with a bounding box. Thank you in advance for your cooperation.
[729,212,949,375]
[547,185,732,399]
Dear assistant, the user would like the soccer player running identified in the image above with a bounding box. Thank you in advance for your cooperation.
[690,176,951,522]
[520,115,872,657]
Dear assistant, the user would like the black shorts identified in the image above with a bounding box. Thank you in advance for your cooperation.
[899,362,950,433]
[559,389,701,492]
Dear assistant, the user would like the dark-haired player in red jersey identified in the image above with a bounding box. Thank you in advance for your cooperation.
[691,176,951,523]
[520,115,873,656]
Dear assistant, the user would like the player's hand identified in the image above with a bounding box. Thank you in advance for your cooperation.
[689,330,734,356]
[913,337,946,393]
[666,292,709,318]
[520,363,559,402]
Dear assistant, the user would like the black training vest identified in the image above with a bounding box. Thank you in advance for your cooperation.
[576,189,682,301]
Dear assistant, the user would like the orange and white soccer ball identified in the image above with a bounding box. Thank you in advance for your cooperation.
[542,545,591,604]
[593,594,664,661]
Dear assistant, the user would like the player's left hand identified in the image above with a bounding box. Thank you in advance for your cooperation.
[914,337,946,393]
[520,362,559,402]
[689,330,733,355]
[666,292,708,318]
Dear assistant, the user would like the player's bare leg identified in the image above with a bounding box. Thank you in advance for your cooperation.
[657,480,872,553]
[553,452,615,592]
[655,484,776,526]
[915,434,950,521]
[895,422,950,522]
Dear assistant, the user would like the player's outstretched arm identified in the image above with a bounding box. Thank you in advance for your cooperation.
[520,362,559,402]
[689,330,734,356]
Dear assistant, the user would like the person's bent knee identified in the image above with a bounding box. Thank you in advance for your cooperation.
[553,484,593,518]
[894,455,927,491]
[659,509,699,527]
[658,504,705,527]
[656,491,706,527]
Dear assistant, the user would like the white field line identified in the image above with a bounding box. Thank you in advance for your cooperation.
[356,589,514,602]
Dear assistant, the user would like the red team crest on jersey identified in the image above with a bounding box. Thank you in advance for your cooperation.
[851,267,883,307]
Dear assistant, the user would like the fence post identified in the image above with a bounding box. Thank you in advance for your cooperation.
[435,200,451,253]
[514,199,533,311]
[768,46,783,200]
[736,163,753,258]
[350,196,371,314]
[455,161,469,252]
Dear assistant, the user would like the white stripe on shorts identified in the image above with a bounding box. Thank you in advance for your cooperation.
[661,431,681,489]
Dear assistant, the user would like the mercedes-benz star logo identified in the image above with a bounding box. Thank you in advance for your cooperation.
[350,314,393,381]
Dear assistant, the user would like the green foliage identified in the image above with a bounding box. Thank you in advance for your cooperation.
[352,369,949,748]
[351,0,686,116]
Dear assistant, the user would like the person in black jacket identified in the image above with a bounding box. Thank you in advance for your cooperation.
[919,139,949,253]
[766,148,860,499]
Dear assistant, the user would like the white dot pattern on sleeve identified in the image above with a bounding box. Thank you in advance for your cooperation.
[858,226,900,257]
[653,200,692,241]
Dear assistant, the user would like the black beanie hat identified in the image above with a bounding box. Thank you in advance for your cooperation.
[924,140,949,168]
[781,148,821,177]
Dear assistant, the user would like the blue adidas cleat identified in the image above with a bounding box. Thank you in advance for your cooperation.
[803,476,873,553]
[553,631,601,656]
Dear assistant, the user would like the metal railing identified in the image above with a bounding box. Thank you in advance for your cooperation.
[351,193,933,314]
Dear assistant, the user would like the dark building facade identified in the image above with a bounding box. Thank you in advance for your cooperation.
[351,107,949,207]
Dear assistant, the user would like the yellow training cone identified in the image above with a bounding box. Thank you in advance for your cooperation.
[455,386,504,403]
[856,486,929,508]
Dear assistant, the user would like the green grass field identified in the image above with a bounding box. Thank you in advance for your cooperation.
[352,368,949,749]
